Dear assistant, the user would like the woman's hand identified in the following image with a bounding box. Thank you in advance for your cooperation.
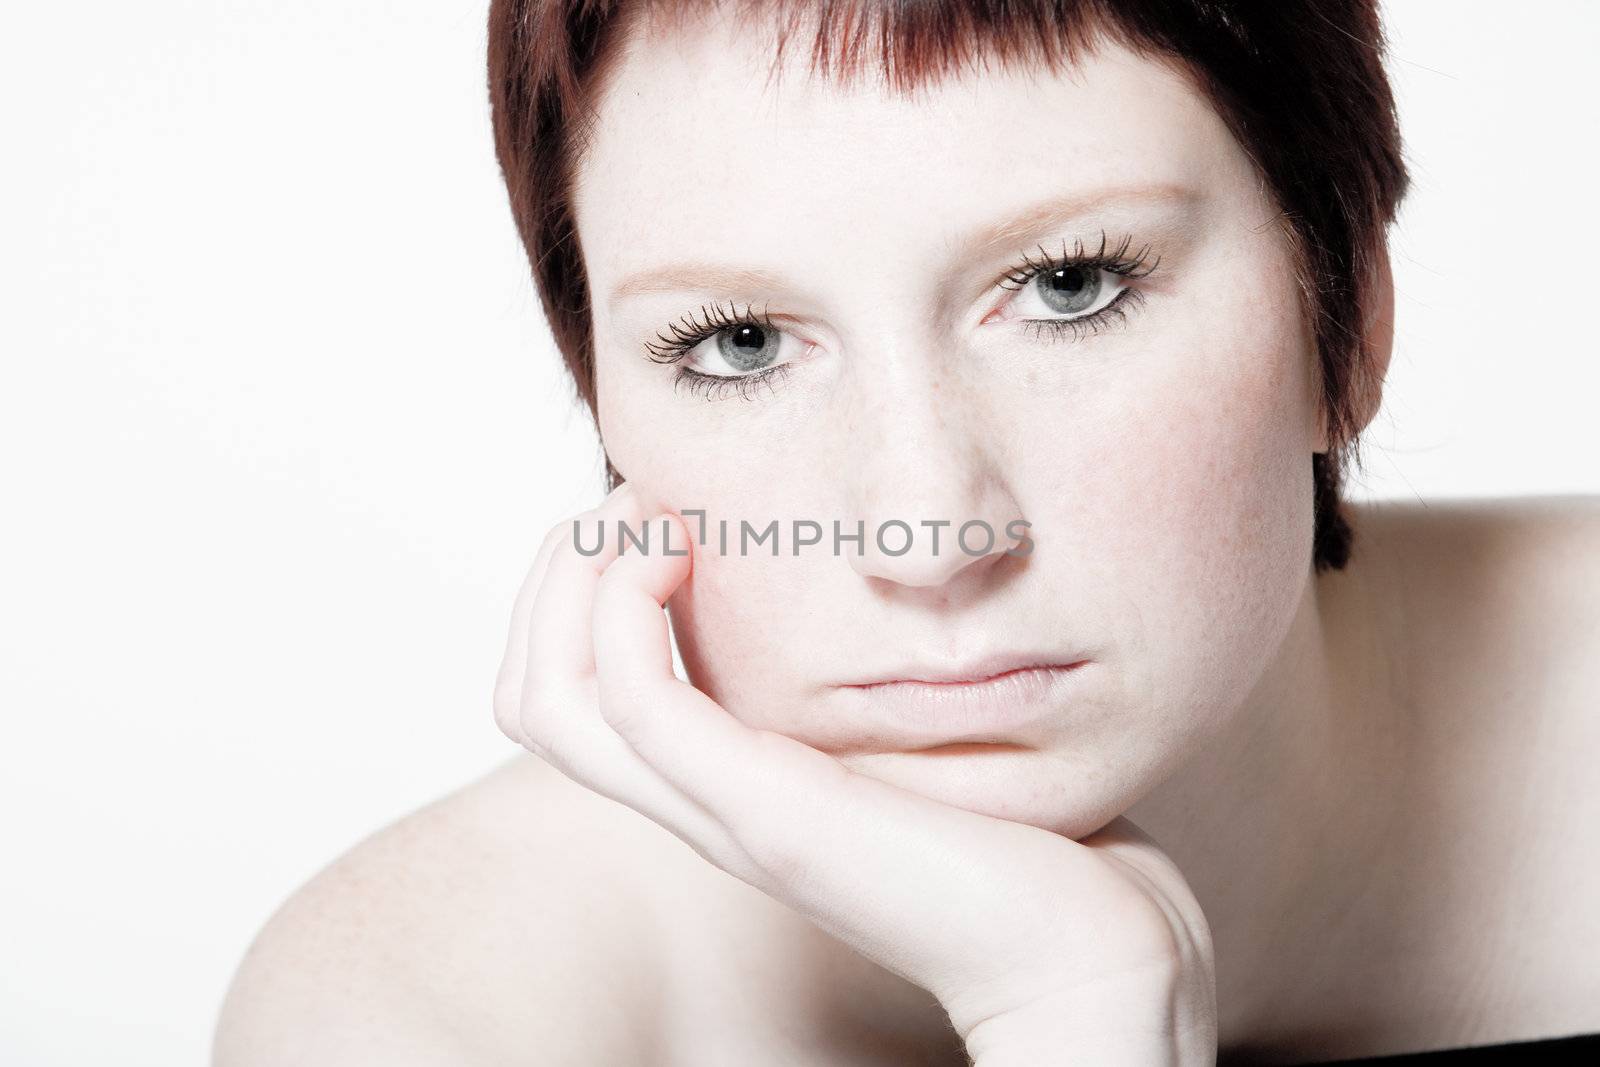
[493,482,1218,1065]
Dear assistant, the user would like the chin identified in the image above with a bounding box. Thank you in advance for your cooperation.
[835,743,1140,841]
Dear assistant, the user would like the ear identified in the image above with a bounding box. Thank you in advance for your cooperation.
[1316,242,1395,454]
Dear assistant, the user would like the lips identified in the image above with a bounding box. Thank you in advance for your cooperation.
[831,656,1092,749]
[841,653,1092,688]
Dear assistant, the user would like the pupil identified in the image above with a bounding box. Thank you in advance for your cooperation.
[732,324,764,351]
[1051,267,1087,294]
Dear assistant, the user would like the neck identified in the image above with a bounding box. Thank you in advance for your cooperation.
[1124,531,1415,1044]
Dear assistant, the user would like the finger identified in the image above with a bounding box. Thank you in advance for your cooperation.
[492,512,579,741]
[524,481,651,685]
[591,513,784,788]
[492,482,630,743]
[511,497,735,855]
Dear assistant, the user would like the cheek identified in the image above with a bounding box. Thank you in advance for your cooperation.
[1032,292,1318,712]
[597,357,819,719]
[664,538,819,725]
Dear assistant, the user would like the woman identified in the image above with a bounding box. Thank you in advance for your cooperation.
[214,1,1600,1063]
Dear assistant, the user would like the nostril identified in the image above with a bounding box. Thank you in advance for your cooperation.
[846,522,1017,590]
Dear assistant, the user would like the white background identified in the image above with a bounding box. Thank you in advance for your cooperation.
[2,2,1597,1063]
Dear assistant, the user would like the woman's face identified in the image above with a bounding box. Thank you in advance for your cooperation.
[572,11,1324,838]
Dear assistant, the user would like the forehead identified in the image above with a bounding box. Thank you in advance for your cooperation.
[573,7,1253,316]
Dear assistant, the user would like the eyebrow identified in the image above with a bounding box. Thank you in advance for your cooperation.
[605,183,1199,306]
[956,184,1199,258]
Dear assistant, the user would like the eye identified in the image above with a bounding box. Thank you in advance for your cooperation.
[688,320,793,377]
[1006,264,1127,321]
[986,234,1159,340]
[644,301,805,379]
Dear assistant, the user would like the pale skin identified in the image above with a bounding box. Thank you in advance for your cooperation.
[212,8,1600,1066]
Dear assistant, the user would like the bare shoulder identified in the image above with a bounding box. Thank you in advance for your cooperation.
[1346,492,1599,744]
[1347,490,1599,567]
[1342,494,1600,1035]
[1347,492,1600,661]
[213,753,676,1066]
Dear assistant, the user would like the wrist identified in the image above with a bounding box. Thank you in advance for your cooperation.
[961,966,1215,1067]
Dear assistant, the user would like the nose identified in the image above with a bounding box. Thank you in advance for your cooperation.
[837,360,1027,591]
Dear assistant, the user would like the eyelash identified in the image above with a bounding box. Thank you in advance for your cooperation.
[999,232,1159,344]
[643,230,1160,401]
[644,301,796,402]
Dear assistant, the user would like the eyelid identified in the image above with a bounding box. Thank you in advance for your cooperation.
[643,301,819,398]
[1015,287,1144,344]
[674,362,795,401]
[981,232,1158,326]
[997,232,1160,291]
[644,299,787,365]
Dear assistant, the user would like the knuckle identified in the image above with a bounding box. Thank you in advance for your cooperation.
[593,557,631,600]
[491,659,524,717]
[518,716,560,766]
[521,720,561,768]
[541,513,581,555]
[520,675,558,722]
[492,681,523,741]
[543,515,590,570]
[721,802,811,890]
[596,684,647,740]
[743,827,815,893]
[704,833,779,890]
[529,711,593,779]
[514,677,567,748]
[545,528,578,568]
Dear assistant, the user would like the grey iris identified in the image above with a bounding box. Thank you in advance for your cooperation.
[717,323,779,372]
[1035,266,1102,315]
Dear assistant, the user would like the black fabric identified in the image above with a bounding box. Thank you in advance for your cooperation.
[1303,1031,1600,1063]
